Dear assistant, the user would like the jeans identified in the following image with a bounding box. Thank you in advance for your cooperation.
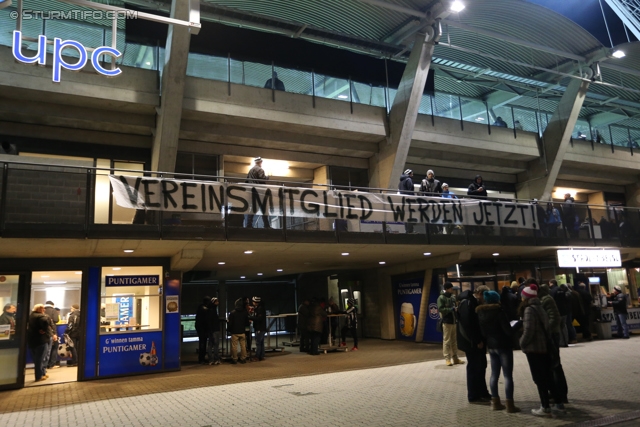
[466,347,489,401]
[31,343,48,381]
[47,337,59,368]
[255,331,265,359]
[615,313,630,338]
[230,333,247,361]
[69,337,80,365]
[299,328,310,352]
[207,331,221,362]
[42,338,52,370]
[489,349,514,400]
[526,352,562,409]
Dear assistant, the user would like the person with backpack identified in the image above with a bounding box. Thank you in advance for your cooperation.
[545,203,562,238]
[66,304,81,367]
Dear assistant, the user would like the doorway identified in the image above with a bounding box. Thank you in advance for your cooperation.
[25,270,83,387]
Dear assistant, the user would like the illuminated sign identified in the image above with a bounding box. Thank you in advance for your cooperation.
[557,249,621,268]
[12,30,122,83]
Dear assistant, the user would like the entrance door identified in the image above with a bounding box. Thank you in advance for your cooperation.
[0,272,29,391]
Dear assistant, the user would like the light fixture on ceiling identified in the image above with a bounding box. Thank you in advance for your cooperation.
[244,250,253,254]
[379,261,386,265]
[41,275,50,278]
[112,267,121,271]
[450,0,465,12]
[337,95,349,99]
[475,117,485,122]
[424,252,431,256]
[218,262,226,265]
[341,252,350,256]
[277,269,283,272]
[240,276,246,279]
[44,281,67,285]
[75,272,82,275]
[492,253,500,256]
[257,273,263,276]
[612,50,626,59]
[123,249,134,253]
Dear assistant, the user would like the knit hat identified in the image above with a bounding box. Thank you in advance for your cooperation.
[210,297,218,304]
[427,169,434,177]
[521,284,538,299]
[442,183,449,188]
[252,296,261,303]
[404,169,412,175]
[614,285,622,292]
[347,298,356,305]
[254,157,262,162]
[483,290,500,304]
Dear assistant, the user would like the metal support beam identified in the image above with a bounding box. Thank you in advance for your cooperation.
[516,78,591,200]
[151,0,192,173]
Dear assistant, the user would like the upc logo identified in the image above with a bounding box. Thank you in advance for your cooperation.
[12,30,122,83]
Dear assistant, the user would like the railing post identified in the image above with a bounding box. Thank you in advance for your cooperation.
[430,95,435,126]
[271,61,276,103]
[612,207,621,245]
[349,76,353,114]
[0,163,8,235]
[486,102,491,135]
[586,206,596,246]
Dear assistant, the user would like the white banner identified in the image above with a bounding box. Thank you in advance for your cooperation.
[109,175,540,229]
[557,249,622,267]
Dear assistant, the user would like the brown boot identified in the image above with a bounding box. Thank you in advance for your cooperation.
[505,399,521,413]
[491,397,506,411]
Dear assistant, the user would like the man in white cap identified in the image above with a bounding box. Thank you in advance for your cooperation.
[420,169,441,196]
[245,157,271,229]
[608,286,630,339]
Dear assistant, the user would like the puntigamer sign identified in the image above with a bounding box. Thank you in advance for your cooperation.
[12,30,122,82]
[557,249,622,268]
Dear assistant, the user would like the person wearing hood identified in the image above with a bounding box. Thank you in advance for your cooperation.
[437,282,462,366]
[519,282,565,416]
[608,285,630,339]
[458,285,491,404]
[195,296,210,364]
[550,280,569,347]
[419,169,441,196]
[398,169,416,233]
[538,284,568,404]
[477,290,519,413]
[228,298,249,364]
[66,304,81,367]
[467,175,487,198]
[44,301,60,369]
[493,116,508,127]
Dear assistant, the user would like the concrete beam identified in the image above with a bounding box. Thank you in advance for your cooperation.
[151,0,192,173]
[516,79,590,200]
[407,147,528,173]
[171,249,204,272]
[382,252,472,276]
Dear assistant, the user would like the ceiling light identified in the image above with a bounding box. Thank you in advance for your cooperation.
[379,261,386,265]
[145,61,151,65]
[337,95,349,99]
[612,50,625,59]
[257,273,263,276]
[44,281,67,285]
[244,250,253,254]
[41,275,49,278]
[492,253,500,256]
[450,0,465,12]
[123,249,134,253]
[475,117,485,122]
[112,267,121,271]
[75,272,82,275]
[424,252,431,256]
[341,252,349,256]
[240,276,246,279]
[277,269,283,272]
[218,262,226,265]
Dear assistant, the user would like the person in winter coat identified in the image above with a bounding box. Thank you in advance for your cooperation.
[307,298,326,355]
[467,175,488,199]
[340,298,358,351]
[476,291,520,413]
[562,284,578,344]
[440,183,457,199]
[227,298,249,364]
[297,299,310,353]
[206,297,222,365]
[398,169,416,234]
[28,304,53,382]
[576,282,593,341]
[66,304,81,367]
[538,284,569,404]
[518,284,565,416]
[458,286,491,404]
[561,193,578,238]
[195,296,210,364]
[250,296,267,361]
[245,157,271,229]
[44,301,59,369]
[420,169,442,196]
[550,280,569,347]
[501,282,520,321]
[437,282,463,366]
[608,285,630,338]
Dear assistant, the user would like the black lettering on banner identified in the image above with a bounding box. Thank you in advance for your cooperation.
[201,184,206,212]
[517,205,528,226]
[120,176,143,206]
[300,190,320,215]
[472,203,484,224]
[483,202,494,226]
[207,185,224,212]
[161,180,179,209]
[417,198,430,223]
[181,182,198,210]
[226,185,248,213]
[323,191,337,218]
[406,199,417,223]
[285,188,300,215]
[358,195,373,220]
[504,204,518,224]
[252,187,274,215]
[452,200,463,223]
[429,200,441,223]
[530,205,537,229]
[387,196,406,221]
[338,193,345,218]
[141,179,160,208]
[441,201,452,224]
[344,194,358,219]
[492,202,503,225]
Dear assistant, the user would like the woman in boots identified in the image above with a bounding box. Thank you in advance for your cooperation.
[477,290,520,413]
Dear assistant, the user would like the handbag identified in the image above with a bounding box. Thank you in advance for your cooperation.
[436,318,443,333]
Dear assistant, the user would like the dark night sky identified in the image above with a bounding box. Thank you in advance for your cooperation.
[525,0,637,46]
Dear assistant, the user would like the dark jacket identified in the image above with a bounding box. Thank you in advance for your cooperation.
[398,174,414,195]
[436,291,457,324]
[552,286,570,316]
[456,290,484,353]
[298,303,310,329]
[206,304,221,333]
[195,302,209,334]
[610,292,628,315]
[307,302,326,333]
[569,289,585,317]
[476,303,513,350]
[66,310,81,340]
[28,311,52,348]
[467,175,487,198]
[264,77,285,91]
[578,288,593,312]
[420,178,441,196]
[250,303,267,332]
[344,305,358,329]
[44,304,59,324]
[227,301,249,335]
[246,165,268,184]
[501,286,520,321]
[0,311,15,328]
[519,299,549,354]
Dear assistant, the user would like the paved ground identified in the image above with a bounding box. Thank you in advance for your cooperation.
[1,337,639,427]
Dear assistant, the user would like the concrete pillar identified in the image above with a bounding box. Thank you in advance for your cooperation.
[378,272,396,339]
[415,268,432,343]
[151,0,192,173]
[369,31,437,190]
[516,78,590,200]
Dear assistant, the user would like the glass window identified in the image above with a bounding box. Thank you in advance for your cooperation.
[100,267,163,335]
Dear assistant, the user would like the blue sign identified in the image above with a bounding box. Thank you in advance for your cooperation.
[114,295,134,326]
[99,332,162,377]
[12,31,122,83]
[106,275,159,286]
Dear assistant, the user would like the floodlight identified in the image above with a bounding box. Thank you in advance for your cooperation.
[450,1,465,12]
[612,50,626,59]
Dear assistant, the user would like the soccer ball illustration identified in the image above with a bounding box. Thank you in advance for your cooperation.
[58,344,72,358]
[139,352,152,366]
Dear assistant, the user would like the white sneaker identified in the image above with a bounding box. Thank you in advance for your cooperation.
[531,406,551,416]
[551,404,566,414]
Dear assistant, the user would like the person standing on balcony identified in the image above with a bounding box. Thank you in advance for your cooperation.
[493,116,508,128]
[441,183,457,199]
[264,71,285,91]
[467,175,487,199]
[245,157,272,229]
[398,169,416,234]
[561,193,578,238]
[514,120,523,131]
[420,169,442,197]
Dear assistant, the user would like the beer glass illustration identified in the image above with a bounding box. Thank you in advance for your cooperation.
[399,302,416,337]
